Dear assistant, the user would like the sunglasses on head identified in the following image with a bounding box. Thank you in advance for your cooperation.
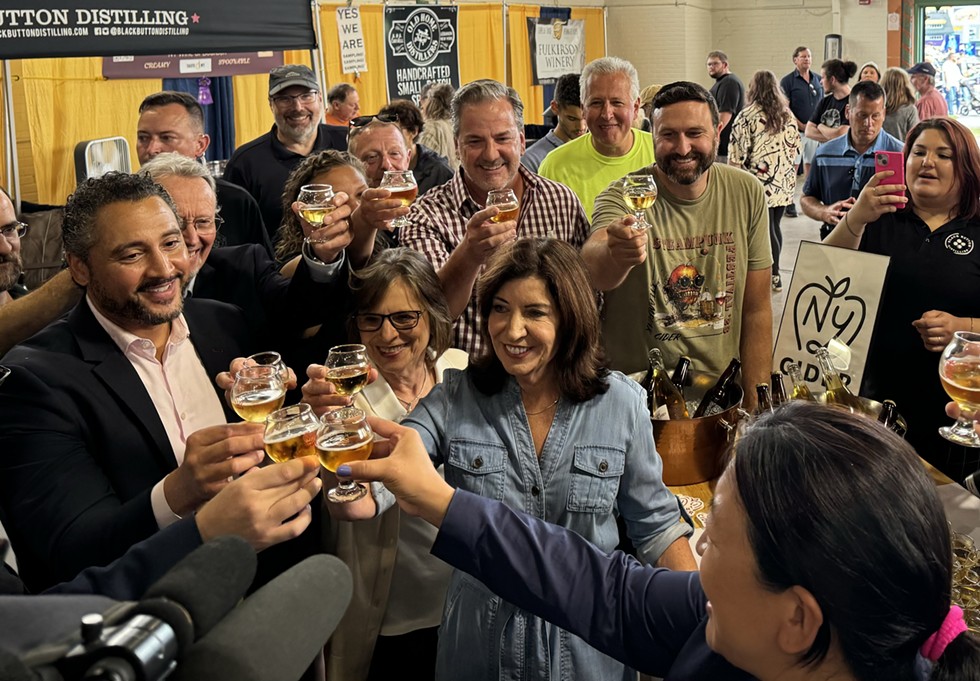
[350,113,399,128]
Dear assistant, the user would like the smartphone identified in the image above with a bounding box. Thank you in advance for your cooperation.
[874,151,905,197]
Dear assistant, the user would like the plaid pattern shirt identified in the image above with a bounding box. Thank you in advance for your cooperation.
[401,165,590,356]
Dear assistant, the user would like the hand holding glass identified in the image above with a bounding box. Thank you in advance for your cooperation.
[231,365,286,423]
[325,344,370,401]
[623,174,658,230]
[297,184,335,228]
[939,331,980,447]
[264,403,319,463]
[487,188,519,224]
[317,407,373,503]
[379,170,417,229]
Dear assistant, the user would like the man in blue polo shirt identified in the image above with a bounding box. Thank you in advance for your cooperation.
[801,80,902,240]
[780,46,823,217]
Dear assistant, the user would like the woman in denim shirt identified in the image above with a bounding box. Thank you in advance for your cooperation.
[391,238,694,681]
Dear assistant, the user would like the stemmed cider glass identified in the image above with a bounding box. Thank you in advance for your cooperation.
[243,350,290,385]
[380,170,417,229]
[316,407,373,503]
[263,403,319,463]
[939,331,980,447]
[622,174,658,230]
[231,365,286,423]
[325,344,370,403]
[297,184,335,229]
[487,188,519,223]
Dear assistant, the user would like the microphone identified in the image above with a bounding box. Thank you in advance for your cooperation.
[141,535,257,642]
[172,554,352,681]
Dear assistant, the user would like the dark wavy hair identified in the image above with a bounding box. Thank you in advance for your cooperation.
[380,99,425,140]
[733,402,980,681]
[746,70,791,134]
[471,238,609,402]
[822,59,858,85]
[63,172,178,261]
[904,117,980,222]
[276,150,367,263]
[652,81,721,128]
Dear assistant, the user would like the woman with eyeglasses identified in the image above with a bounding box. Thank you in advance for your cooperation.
[309,247,466,681]
[325,238,695,681]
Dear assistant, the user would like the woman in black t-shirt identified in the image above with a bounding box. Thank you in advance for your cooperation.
[806,59,858,144]
[825,117,980,479]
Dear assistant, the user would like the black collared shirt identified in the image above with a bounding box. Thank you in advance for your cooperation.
[224,123,348,239]
[780,69,823,124]
[860,211,980,476]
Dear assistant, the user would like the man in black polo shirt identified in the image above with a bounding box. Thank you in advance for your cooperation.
[706,50,744,164]
[224,65,348,239]
[780,46,823,217]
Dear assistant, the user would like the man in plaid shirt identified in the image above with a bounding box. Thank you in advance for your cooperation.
[392,80,590,356]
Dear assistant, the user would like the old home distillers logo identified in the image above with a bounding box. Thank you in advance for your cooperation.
[387,8,455,66]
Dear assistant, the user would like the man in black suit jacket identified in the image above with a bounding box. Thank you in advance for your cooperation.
[224,65,348,238]
[0,173,319,592]
[136,90,273,256]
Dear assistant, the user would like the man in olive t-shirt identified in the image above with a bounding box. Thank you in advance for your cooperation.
[539,57,654,220]
[583,82,772,410]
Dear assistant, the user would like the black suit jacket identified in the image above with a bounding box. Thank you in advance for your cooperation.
[192,243,350,351]
[215,177,273,257]
[0,299,250,592]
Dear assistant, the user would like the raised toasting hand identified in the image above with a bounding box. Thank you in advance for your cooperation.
[291,190,354,264]
[336,416,455,528]
[195,455,322,551]
[458,205,518,266]
[301,362,379,416]
[163,423,267,517]
[603,215,648,269]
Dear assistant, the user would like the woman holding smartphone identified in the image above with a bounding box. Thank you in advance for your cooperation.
[824,117,980,479]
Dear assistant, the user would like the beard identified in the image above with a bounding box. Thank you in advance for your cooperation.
[659,145,717,186]
[274,110,319,144]
[89,273,184,328]
[0,252,23,292]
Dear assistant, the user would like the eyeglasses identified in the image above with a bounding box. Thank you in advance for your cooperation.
[354,310,423,332]
[350,113,399,128]
[271,90,318,107]
[179,215,224,235]
[0,221,28,240]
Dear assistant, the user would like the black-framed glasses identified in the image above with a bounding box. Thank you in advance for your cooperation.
[0,221,28,240]
[350,113,399,128]
[179,215,224,235]
[271,90,318,107]
[354,310,423,332]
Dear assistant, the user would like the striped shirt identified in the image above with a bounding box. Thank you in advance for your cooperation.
[401,165,590,356]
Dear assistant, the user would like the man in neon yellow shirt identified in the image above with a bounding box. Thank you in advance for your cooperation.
[538,57,654,220]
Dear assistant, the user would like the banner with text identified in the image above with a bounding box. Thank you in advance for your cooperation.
[527,17,585,85]
[384,5,459,105]
[0,1,314,60]
[103,51,283,79]
[336,6,367,74]
[773,241,890,395]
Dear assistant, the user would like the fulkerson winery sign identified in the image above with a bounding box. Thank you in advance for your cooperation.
[0,3,315,59]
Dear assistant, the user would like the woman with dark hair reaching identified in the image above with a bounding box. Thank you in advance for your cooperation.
[825,116,980,479]
[342,401,980,681]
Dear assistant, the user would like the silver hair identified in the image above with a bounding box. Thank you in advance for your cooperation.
[451,79,524,138]
[581,57,640,103]
[139,151,217,195]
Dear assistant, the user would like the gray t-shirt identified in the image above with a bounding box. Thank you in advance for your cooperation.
[520,130,563,173]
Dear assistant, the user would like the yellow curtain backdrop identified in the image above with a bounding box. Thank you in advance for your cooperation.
[19,58,159,205]
[508,6,605,124]
[317,3,504,113]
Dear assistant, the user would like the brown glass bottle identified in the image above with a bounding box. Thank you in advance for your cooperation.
[756,383,774,414]
[770,372,787,406]
[670,356,692,398]
[692,358,741,418]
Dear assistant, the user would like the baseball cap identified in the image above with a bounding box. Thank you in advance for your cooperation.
[907,62,937,77]
[269,65,318,96]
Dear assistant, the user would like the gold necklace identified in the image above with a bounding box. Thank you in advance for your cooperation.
[524,396,560,416]
[395,369,429,412]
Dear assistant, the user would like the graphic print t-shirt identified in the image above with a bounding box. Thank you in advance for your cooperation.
[592,164,772,379]
[809,93,850,130]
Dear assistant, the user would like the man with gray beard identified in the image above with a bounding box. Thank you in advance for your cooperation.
[583,81,772,411]
[224,65,348,234]
[0,189,27,307]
